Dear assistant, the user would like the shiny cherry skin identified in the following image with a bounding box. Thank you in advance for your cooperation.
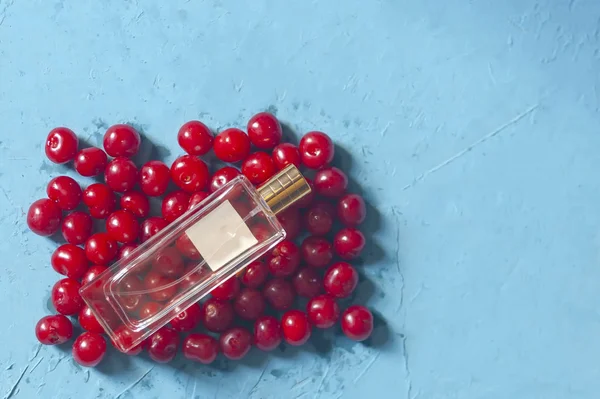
[272,143,301,170]
[241,260,269,288]
[209,166,240,193]
[139,302,162,319]
[324,262,358,298]
[334,228,365,260]
[51,278,84,315]
[314,167,348,198]
[153,246,185,277]
[178,120,213,156]
[144,271,177,302]
[281,310,311,346]
[304,201,335,236]
[81,265,108,285]
[254,316,282,351]
[170,303,202,332]
[85,233,118,264]
[268,240,300,277]
[111,327,145,355]
[78,306,104,334]
[301,236,333,268]
[299,131,334,169]
[120,191,150,218]
[106,210,139,244]
[337,194,366,226]
[27,198,62,236]
[105,157,138,192]
[47,176,82,211]
[82,183,116,219]
[74,147,108,177]
[148,327,179,363]
[162,190,190,222]
[175,233,200,260]
[247,112,282,149]
[307,295,340,329]
[277,207,301,240]
[242,152,276,185]
[213,128,251,163]
[233,288,266,320]
[183,333,219,364]
[51,244,89,279]
[295,176,315,208]
[45,127,78,164]
[117,275,143,312]
[61,211,93,245]
[140,160,170,197]
[170,155,210,193]
[139,217,168,243]
[341,305,373,341]
[187,191,210,210]
[293,268,323,298]
[262,279,295,311]
[35,315,73,345]
[201,298,234,333]
[211,277,240,301]
[219,327,252,360]
[103,124,141,157]
[251,222,272,242]
[181,265,211,291]
[72,332,106,367]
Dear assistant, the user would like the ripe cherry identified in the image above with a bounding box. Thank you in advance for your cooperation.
[116,275,143,312]
[105,210,139,244]
[103,124,141,157]
[153,246,185,277]
[47,176,82,211]
[263,279,295,311]
[62,211,93,245]
[120,191,150,218]
[272,143,301,170]
[242,152,276,185]
[314,167,348,198]
[281,310,311,346]
[307,295,340,329]
[45,127,78,164]
[170,303,202,332]
[341,305,373,341]
[27,198,62,236]
[209,166,240,193]
[181,265,211,291]
[337,193,366,226]
[144,271,177,302]
[187,191,210,210]
[105,157,138,192]
[213,128,251,163]
[139,217,168,243]
[178,120,213,156]
[82,183,116,219]
[301,236,333,268]
[304,201,335,236]
[35,315,73,345]
[201,298,234,333]
[51,278,84,315]
[247,112,282,149]
[72,332,106,367]
[148,327,179,363]
[241,260,268,288]
[85,233,118,264]
[139,302,162,319]
[293,268,323,298]
[78,306,104,334]
[51,244,89,280]
[268,240,300,277]
[175,233,200,260]
[183,333,219,364]
[162,190,190,222]
[111,327,145,355]
[254,316,282,351]
[233,288,266,320]
[277,207,301,240]
[299,131,334,169]
[219,327,252,360]
[334,228,365,260]
[81,265,108,285]
[211,277,240,301]
[170,155,210,193]
[140,160,171,197]
[323,262,358,298]
[74,147,108,177]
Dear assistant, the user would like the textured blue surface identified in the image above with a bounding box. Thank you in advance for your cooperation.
[1,0,600,398]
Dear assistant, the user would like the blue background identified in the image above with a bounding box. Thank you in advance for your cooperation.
[1,0,600,398]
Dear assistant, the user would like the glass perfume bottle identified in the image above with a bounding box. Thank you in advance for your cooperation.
[80,164,311,352]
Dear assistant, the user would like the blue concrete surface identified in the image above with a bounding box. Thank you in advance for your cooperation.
[1,0,600,398]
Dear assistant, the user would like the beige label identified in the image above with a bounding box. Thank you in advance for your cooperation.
[185,200,259,272]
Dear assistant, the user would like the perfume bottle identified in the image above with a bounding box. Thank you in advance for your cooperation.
[80,164,311,352]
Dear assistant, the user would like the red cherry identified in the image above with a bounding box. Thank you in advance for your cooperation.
[175,233,200,260]
[140,160,171,197]
[247,112,282,149]
[47,176,82,211]
[144,271,177,302]
[51,244,89,279]
[105,157,138,193]
[304,201,335,236]
[268,240,300,277]
[272,143,301,170]
[337,194,366,226]
[341,305,373,341]
[242,152,276,185]
[178,120,214,156]
[162,190,190,222]
[241,260,268,288]
[295,176,315,208]
[72,332,107,367]
[153,246,185,277]
[170,155,210,193]
[111,327,145,355]
[82,183,116,219]
[74,147,108,177]
[51,278,84,315]
[233,288,266,320]
[62,211,93,245]
[307,295,340,329]
[281,310,311,346]
[27,198,62,236]
[35,315,73,345]
[334,228,365,260]
[292,268,323,298]
[201,298,234,333]
[183,333,219,364]
[277,207,301,240]
[121,191,150,218]
[213,128,251,163]
[116,275,143,312]
[209,166,240,193]
[219,327,252,360]
[103,124,141,157]
[78,306,105,334]
[170,303,202,332]
[139,302,162,319]
[81,265,108,285]
[299,131,334,169]
[106,210,139,244]
[181,265,210,291]
[314,167,348,198]
[139,217,168,243]
[187,191,210,210]
[119,243,138,260]
[85,233,118,264]
[262,279,295,311]
[301,236,333,268]
[251,222,272,242]
[211,277,240,301]
[323,262,358,298]
[45,127,78,164]
[254,316,281,351]
[148,327,179,363]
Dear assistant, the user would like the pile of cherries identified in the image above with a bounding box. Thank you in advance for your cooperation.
[29,113,372,368]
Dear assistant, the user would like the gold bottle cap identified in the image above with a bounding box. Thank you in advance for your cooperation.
[258,164,311,215]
